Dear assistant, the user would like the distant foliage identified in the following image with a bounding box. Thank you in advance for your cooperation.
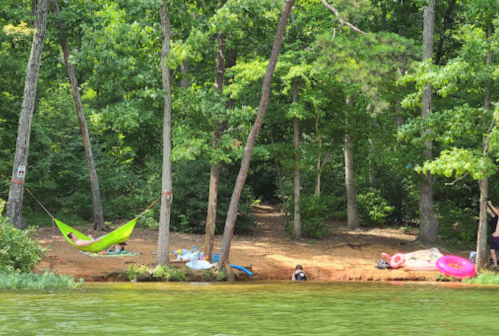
[0,200,46,273]
[436,202,477,247]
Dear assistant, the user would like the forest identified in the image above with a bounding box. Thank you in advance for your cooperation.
[1,0,499,270]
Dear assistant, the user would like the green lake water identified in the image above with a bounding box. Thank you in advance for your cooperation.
[0,281,496,335]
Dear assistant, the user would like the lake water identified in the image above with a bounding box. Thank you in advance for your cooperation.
[0,281,496,335]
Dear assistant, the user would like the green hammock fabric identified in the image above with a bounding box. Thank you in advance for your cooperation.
[55,218,137,253]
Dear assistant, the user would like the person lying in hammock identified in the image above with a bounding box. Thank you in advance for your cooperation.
[67,232,102,247]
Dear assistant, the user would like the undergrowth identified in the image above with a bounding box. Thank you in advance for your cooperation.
[0,270,83,289]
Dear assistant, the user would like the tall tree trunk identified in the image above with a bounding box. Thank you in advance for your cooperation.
[217,0,295,270]
[417,0,440,245]
[6,0,48,229]
[315,113,322,196]
[434,0,456,66]
[50,0,104,231]
[476,27,494,271]
[180,60,189,89]
[345,98,359,230]
[293,83,301,239]
[204,32,227,262]
[270,132,288,217]
[157,1,173,265]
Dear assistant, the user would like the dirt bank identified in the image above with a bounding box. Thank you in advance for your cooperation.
[35,204,467,282]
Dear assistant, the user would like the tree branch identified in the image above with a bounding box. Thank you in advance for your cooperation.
[320,0,367,36]
[445,173,469,186]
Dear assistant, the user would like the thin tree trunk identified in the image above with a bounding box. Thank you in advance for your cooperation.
[217,0,295,270]
[315,113,322,196]
[270,132,288,217]
[180,61,189,88]
[476,27,494,271]
[6,0,48,229]
[345,98,359,230]
[204,33,226,262]
[434,0,456,66]
[292,83,301,239]
[417,0,440,245]
[50,0,104,231]
[157,1,173,265]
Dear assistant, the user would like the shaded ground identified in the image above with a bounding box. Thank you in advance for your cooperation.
[35,204,468,282]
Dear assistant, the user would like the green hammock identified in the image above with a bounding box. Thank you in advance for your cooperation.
[55,218,137,253]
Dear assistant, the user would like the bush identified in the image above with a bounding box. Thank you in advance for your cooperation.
[357,189,394,226]
[125,264,150,281]
[289,195,345,239]
[152,265,186,281]
[0,199,47,273]
[0,270,83,289]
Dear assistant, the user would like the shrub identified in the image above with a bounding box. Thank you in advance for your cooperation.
[357,189,394,226]
[0,270,83,289]
[204,268,227,282]
[289,195,345,239]
[0,199,47,273]
[152,265,186,281]
[125,264,150,281]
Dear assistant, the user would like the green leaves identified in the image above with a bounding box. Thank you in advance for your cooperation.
[0,200,47,273]
[417,148,497,180]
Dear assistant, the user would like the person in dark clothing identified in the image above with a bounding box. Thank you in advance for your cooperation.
[292,264,307,281]
[487,201,499,268]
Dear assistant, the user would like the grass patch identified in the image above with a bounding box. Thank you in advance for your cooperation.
[462,270,499,285]
[0,271,84,289]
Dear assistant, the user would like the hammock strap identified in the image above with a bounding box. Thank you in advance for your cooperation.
[135,190,172,220]
[12,179,54,218]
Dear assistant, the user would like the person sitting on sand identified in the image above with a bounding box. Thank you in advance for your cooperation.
[292,264,307,281]
[67,232,102,247]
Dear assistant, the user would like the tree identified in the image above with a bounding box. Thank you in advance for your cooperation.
[418,0,440,245]
[49,0,105,231]
[6,0,48,229]
[217,0,295,270]
[157,0,173,266]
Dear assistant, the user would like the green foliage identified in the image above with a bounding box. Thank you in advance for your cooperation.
[152,265,186,281]
[204,268,227,282]
[463,270,499,285]
[0,200,47,273]
[357,189,395,226]
[125,264,150,281]
[435,202,477,247]
[0,270,83,289]
[294,195,345,239]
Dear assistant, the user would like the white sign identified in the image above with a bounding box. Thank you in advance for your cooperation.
[17,166,26,178]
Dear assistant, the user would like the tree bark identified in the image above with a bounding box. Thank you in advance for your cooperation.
[50,0,104,231]
[293,83,301,239]
[157,1,173,265]
[180,60,189,88]
[434,0,456,66]
[417,0,440,245]
[204,32,227,262]
[476,27,494,271]
[345,98,359,230]
[6,0,48,229]
[217,0,295,270]
[270,132,288,217]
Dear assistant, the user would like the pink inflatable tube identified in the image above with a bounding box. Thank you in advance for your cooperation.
[436,256,476,279]
[381,253,405,269]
